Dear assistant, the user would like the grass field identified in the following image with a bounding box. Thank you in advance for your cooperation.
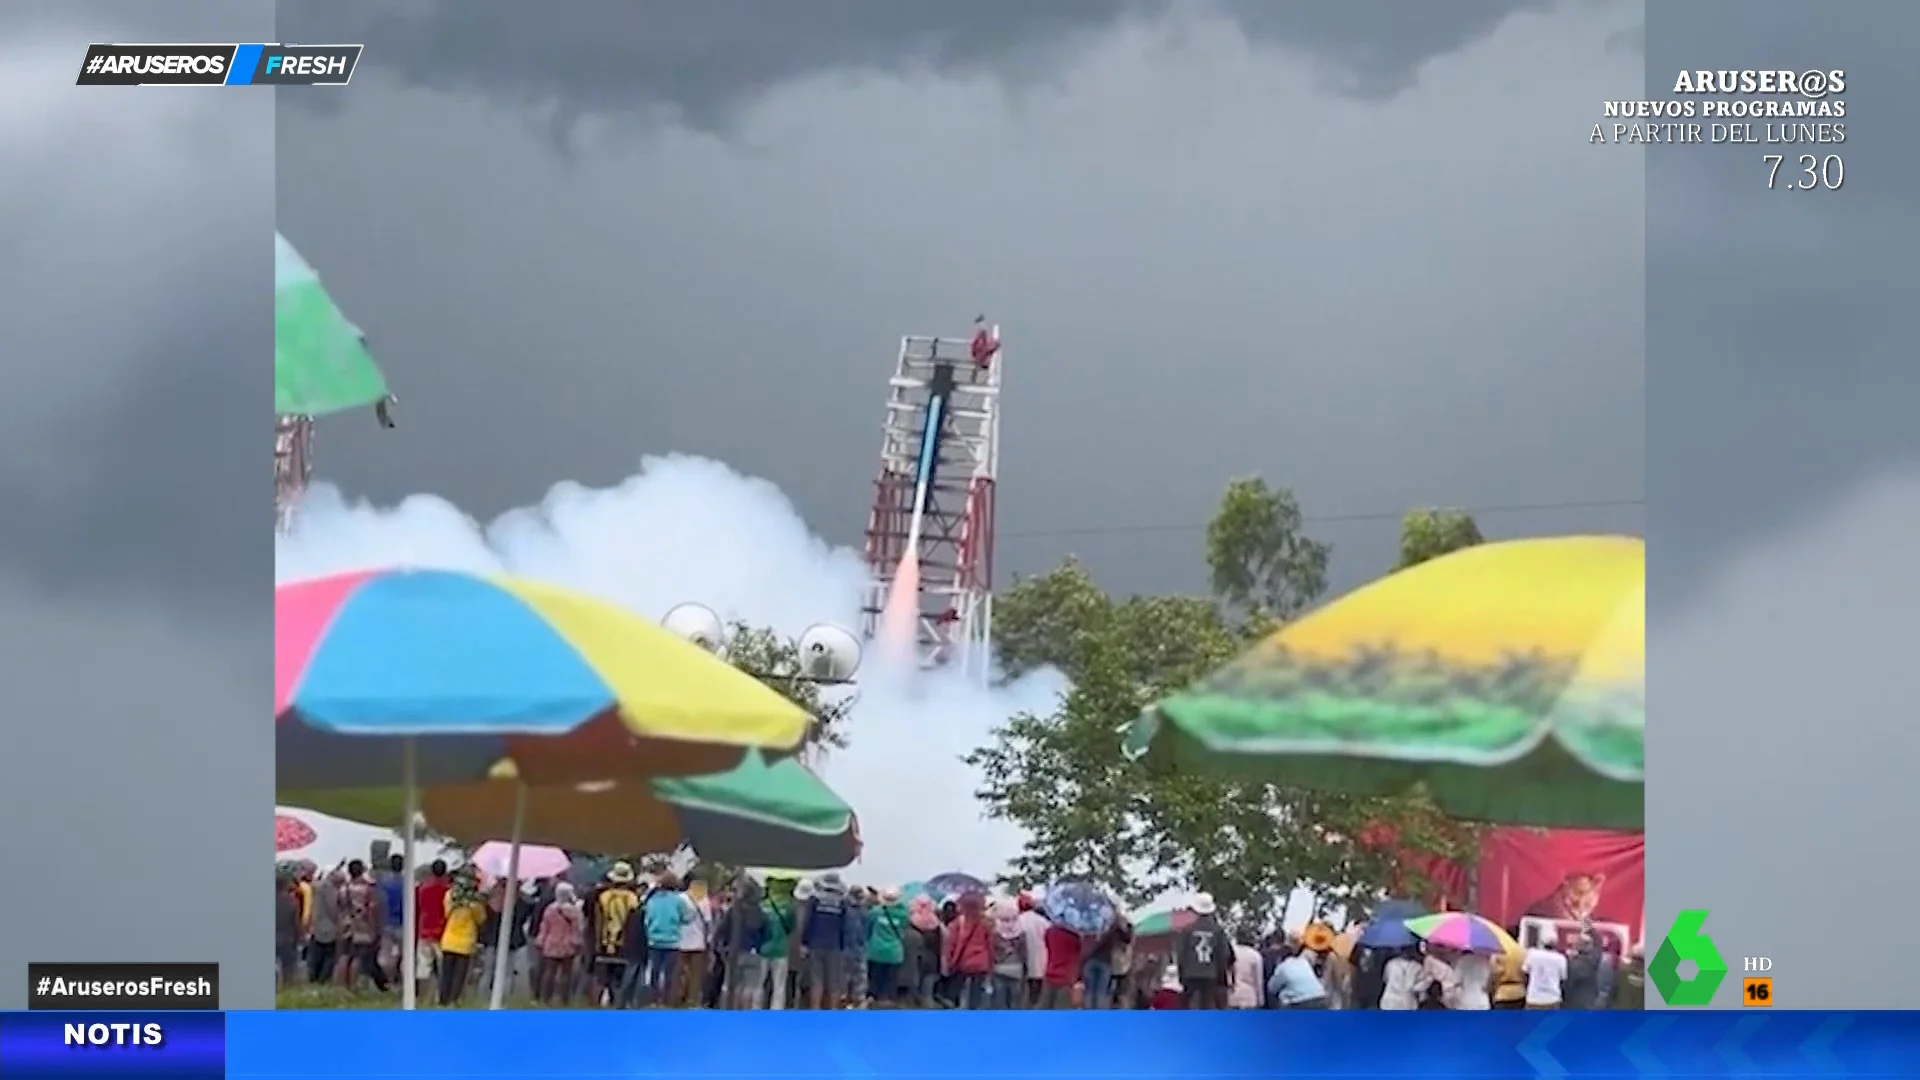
[275,985,546,1010]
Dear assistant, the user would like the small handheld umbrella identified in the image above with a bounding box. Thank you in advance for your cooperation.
[1356,899,1430,950]
[470,841,571,884]
[1130,897,1200,945]
[1404,912,1521,957]
[276,568,811,1008]
[925,872,989,901]
[1044,880,1118,935]
[1126,536,1644,830]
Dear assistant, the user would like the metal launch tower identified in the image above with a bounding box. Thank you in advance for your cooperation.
[275,415,313,531]
[860,325,1002,679]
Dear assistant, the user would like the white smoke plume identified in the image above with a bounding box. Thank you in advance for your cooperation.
[275,454,1067,887]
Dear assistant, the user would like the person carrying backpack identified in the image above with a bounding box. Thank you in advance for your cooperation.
[941,892,994,1008]
[799,873,850,1009]
[587,862,642,1006]
[987,900,1029,1008]
[1173,893,1233,1009]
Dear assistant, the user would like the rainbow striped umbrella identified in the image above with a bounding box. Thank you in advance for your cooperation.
[275,568,812,790]
[1404,912,1520,957]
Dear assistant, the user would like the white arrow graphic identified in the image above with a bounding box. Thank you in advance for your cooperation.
[1517,1014,1570,1078]
[1622,1015,1674,1074]
[1801,1015,1852,1073]
[1716,1015,1766,1073]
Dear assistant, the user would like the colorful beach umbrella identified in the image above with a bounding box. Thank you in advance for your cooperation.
[288,750,860,872]
[1126,536,1644,830]
[275,233,391,418]
[1404,912,1520,957]
[275,568,813,789]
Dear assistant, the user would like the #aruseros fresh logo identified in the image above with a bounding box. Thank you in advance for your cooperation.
[1648,909,1729,1006]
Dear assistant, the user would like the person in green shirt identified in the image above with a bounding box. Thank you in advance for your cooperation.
[759,878,798,1009]
[865,886,909,1005]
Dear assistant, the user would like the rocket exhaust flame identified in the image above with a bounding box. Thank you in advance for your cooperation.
[879,549,922,662]
[878,501,927,663]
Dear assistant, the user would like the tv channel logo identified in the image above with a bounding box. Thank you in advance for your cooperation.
[1648,909,1729,1006]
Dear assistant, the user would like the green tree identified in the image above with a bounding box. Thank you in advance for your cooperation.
[1136,478,1340,926]
[990,559,1112,682]
[1205,476,1330,624]
[1396,508,1484,570]
[1281,789,1480,912]
[973,480,1481,927]
[968,625,1157,902]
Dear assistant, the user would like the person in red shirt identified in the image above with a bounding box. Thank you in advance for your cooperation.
[413,859,451,999]
[940,892,994,1008]
[970,317,999,369]
[1040,919,1083,1009]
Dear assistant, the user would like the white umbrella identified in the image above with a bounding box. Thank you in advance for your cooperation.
[275,805,455,871]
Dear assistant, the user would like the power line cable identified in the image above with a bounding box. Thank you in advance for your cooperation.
[1000,497,1644,541]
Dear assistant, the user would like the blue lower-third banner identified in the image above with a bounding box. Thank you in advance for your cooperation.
[0,1013,223,1078]
[224,1010,1916,1077]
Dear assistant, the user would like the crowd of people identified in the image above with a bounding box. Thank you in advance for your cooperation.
[274,857,1643,1010]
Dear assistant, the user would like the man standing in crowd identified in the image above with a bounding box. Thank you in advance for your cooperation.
[1174,893,1233,1009]
[413,859,451,1000]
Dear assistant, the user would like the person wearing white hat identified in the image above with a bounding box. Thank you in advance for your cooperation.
[1173,893,1233,1009]
[587,861,641,1006]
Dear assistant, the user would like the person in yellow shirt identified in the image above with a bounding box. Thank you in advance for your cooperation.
[294,867,315,935]
[1492,932,1527,1009]
[437,866,488,1006]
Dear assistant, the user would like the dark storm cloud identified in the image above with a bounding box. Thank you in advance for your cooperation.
[0,0,275,1010]
[280,0,1644,597]
[1644,0,1920,610]
[283,0,1551,130]
[0,0,266,613]
[1645,2,1920,1007]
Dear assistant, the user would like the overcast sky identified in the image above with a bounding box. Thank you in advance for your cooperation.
[0,0,273,1006]
[279,0,1646,598]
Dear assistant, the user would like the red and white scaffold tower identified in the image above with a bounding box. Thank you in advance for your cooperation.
[274,415,313,532]
[860,323,1002,679]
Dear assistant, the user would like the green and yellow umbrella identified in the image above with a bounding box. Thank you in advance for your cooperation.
[289,750,859,871]
[1125,535,1643,829]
